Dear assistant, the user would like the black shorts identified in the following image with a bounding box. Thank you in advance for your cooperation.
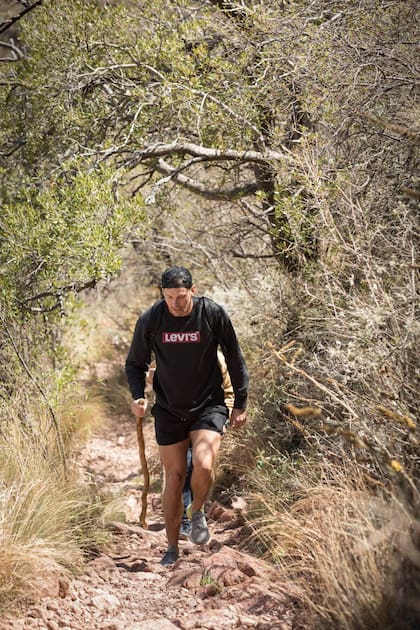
[152,403,228,446]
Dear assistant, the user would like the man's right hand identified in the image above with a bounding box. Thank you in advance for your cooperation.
[131,397,148,418]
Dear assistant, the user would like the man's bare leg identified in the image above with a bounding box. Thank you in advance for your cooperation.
[159,438,189,554]
[189,429,221,512]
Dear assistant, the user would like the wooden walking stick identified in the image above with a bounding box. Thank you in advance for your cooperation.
[135,404,150,529]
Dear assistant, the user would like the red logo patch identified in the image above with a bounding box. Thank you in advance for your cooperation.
[162,331,201,343]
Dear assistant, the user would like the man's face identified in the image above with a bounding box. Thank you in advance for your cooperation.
[162,286,196,317]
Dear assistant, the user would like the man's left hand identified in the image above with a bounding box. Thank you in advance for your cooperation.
[230,408,247,429]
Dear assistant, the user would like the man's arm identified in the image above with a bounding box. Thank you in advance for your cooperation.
[125,314,153,413]
[217,349,234,414]
[215,304,249,415]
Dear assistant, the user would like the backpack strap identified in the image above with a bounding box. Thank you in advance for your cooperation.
[147,299,165,343]
[202,296,221,345]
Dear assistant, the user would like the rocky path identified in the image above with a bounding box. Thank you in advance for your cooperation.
[1,411,295,630]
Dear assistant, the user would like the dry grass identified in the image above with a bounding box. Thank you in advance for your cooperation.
[0,310,123,610]
[206,144,419,627]
[0,542,63,609]
[0,285,147,610]
[223,431,419,629]
[0,418,114,611]
[59,390,113,448]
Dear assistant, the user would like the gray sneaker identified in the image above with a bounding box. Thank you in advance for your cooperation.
[179,517,192,540]
[190,510,210,545]
[160,548,179,566]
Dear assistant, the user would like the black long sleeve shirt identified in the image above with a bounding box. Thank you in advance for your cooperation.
[125,296,248,418]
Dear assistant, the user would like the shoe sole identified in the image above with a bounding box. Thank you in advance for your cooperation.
[190,530,210,545]
[160,551,179,566]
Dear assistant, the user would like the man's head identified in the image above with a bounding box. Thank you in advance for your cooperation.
[160,266,193,290]
[160,266,196,317]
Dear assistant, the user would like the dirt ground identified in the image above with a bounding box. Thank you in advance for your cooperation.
[1,402,296,630]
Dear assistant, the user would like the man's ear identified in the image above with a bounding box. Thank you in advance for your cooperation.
[191,285,197,295]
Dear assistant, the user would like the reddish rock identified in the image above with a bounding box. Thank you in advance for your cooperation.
[33,572,61,599]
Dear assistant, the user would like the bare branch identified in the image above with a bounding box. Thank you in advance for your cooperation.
[21,278,98,306]
[364,113,420,143]
[232,251,278,259]
[129,140,289,165]
[0,0,43,36]
[154,158,259,200]
[0,40,24,61]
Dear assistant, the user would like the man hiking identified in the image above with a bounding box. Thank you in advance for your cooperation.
[125,266,249,566]
[180,350,234,540]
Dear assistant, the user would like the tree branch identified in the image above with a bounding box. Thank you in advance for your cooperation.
[0,40,24,61]
[129,140,289,165]
[0,1,43,36]
[232,251,278,258]
[154,158,259,200]
[21,278,98,306]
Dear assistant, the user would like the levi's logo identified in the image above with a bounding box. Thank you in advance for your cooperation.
[162,331,201,343]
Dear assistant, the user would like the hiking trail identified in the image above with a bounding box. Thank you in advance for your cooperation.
[1,360,295,630]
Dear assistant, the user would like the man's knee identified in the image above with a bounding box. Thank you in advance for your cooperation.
[192,439,220,469]
[191,454,216,477]
[164,468,186,491]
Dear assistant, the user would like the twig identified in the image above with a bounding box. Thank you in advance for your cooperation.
[267,340,359,419]
[0,1,43,36]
